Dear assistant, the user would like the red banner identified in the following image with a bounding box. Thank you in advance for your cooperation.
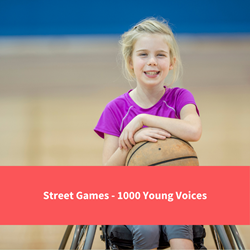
[0,166,249,225]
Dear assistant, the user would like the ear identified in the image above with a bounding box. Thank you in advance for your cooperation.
[169,57,176,70]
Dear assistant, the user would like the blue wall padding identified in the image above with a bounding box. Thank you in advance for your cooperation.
[0,0,249,36]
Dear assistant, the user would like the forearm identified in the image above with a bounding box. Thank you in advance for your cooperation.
[104,147,130,166]
[140,114,201,142]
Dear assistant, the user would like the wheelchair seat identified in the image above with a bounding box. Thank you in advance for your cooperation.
[103,225,206,250]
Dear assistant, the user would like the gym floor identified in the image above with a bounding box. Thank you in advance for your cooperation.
[0,36,249,249]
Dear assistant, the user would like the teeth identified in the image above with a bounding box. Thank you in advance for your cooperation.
[145,72,158,75]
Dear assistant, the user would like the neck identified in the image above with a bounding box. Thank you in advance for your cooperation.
[130,85,166,109]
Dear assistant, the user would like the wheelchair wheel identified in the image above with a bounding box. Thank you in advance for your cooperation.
[229,225,245,250]
[210,225,245,250]
[59,225,97,250]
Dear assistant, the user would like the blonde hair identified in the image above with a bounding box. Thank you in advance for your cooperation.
[120,17,183,84]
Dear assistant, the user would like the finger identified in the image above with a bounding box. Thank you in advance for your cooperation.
[147,132,166,140]
[156,130,171,137]
[120,131,129,149]
[165,133,171,137]
[121,132,132,149]
[122,131,130,148]
[145,136,158,142]
[121,140,128,150]
[129,133,136,146]
[119,136,127,150]
[124,138,133,149]
[154,134,167,140]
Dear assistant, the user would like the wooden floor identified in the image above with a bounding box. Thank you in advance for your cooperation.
[0,36,249,249]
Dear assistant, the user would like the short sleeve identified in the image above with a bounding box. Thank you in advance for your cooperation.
[94,104,121,139]
[175,89,200,118]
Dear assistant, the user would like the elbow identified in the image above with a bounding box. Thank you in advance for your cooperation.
[189,125,202,142]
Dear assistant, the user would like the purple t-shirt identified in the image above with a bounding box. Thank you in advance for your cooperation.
[94,87,199,139]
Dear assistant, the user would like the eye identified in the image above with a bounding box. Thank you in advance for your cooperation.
[157,54,166,57]
[139,53,147,56]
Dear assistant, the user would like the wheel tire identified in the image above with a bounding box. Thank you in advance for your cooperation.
[83,225,97,250]
[210,225,233,249]
[70,225,97,250]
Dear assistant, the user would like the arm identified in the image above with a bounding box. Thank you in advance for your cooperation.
[119,104,202,149]
[102,133,130,166]
[102,126,172,165]
[134,127,171,143]
[142,104,202,141]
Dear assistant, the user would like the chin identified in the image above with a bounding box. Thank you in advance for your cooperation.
[143,82,164,88]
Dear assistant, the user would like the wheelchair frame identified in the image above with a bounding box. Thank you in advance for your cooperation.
[59,225,245,250]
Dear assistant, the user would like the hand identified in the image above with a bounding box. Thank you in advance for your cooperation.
[119,115,143,150]
[134,127,171,143]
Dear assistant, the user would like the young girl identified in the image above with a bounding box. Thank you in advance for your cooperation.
[94,18,202,250]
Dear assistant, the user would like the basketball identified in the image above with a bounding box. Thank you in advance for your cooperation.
[125,136,199,166]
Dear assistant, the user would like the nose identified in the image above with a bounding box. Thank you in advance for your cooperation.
[147,56,157,66]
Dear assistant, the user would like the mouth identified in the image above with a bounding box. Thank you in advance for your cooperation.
[144,71,160,77]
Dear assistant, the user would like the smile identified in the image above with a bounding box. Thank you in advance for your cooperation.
[144,71,160,77]
[144,71,160,75]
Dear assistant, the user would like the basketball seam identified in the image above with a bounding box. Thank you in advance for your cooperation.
[148,156,198,166]
[169,136,193,149]
[126,141,149,166]
[126,138,195,166]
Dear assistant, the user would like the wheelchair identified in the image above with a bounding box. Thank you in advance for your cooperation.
[59,225,246,250]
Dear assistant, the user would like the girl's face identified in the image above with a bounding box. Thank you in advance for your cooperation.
[130,34,174,88]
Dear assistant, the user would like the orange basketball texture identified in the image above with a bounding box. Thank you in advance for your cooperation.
[125,137,199,166]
